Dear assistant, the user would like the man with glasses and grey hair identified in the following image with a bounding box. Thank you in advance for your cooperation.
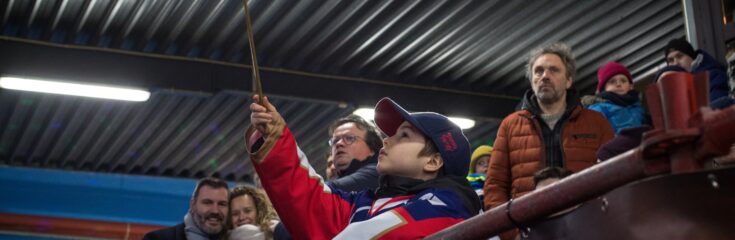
[326,114,383,192]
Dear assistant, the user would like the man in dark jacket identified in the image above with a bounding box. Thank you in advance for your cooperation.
[144,177,229,240]
[326,114,382,192]
[664,38,729,103]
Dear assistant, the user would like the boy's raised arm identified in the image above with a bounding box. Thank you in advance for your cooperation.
[245,95,355,239]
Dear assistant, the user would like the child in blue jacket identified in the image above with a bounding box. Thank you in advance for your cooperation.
[586,62,645,134]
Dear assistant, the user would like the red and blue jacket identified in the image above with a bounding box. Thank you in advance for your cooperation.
[246,120,481,239]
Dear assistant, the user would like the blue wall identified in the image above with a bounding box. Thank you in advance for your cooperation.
[0,166,203,226]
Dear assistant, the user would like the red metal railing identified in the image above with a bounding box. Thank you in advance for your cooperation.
[427,72,735,239]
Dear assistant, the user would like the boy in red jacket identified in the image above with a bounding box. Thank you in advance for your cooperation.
[247,96,480,239]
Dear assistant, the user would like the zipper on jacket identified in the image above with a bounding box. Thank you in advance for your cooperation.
[528,115,548,169]
[553,113,568,168]
[533,107,574,169]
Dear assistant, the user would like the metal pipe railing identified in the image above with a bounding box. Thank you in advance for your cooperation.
[427,72,735,239]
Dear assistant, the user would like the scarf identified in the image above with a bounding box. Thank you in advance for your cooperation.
[184,212,223,240]
[598,90,640,107]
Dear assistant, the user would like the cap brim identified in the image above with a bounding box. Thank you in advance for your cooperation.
[374,98,422,137]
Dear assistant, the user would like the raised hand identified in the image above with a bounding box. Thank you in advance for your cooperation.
[249,95,279,135]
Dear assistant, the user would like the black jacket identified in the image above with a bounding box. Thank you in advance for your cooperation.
[328,154,379,192]
[144,223,186,240]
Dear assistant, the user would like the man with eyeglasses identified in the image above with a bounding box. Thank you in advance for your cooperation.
[326,114,383,192]
[272,114,385,240]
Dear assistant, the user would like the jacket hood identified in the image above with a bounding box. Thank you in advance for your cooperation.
[692,50,724,72]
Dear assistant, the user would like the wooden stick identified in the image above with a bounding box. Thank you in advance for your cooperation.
[242,0,263,104]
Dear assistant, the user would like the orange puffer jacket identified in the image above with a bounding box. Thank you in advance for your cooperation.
[484,91,614,212]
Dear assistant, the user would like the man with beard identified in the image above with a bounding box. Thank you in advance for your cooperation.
[144,177,229,240]
[483,43,613,240]
[326,114,383,192]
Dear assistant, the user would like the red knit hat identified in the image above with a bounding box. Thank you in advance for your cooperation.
[596,61,632,93]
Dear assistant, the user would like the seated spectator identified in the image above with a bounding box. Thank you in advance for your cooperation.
[584,62,645,134]
[246,96,481,239]
[228,185,279,240]
[467,145,493,199]
[664,38,730,103]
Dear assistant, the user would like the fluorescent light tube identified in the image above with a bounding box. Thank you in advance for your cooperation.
[353,107,475,129]
[0,77,150,102]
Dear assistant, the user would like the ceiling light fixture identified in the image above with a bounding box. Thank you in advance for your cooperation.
[353,107,475,129]
[448,117,475,129]
[353,108,375,122]
[0,77,150,102]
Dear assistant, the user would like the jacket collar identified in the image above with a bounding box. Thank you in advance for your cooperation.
[520,88,582,121]
[692,50,722,72]
[337,154,378,177]
[375,175,482,214]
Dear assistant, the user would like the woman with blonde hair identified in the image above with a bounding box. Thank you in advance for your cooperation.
[227,185,278,240]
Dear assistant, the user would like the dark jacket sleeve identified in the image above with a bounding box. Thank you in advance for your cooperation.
[327,164,379,192]
[707,68,729,102]
[693,50,730,102]
[143,223,186,240]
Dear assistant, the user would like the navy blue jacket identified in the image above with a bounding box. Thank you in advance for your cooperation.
[692,50,729,103]
[328,154,379,192]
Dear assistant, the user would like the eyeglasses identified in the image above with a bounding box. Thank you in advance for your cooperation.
[328,135,363,146]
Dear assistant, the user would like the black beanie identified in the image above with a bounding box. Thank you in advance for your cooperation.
[664,38,697,60]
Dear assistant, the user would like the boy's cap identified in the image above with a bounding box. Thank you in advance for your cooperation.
[374,97,470,177]
[664,38,696,60]
[596,61,632,93]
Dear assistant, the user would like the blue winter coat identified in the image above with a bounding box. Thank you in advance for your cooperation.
[692,50,729,103]
[588,101,645,135]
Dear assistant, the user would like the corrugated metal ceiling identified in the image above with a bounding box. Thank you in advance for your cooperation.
[0,0,685,181]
